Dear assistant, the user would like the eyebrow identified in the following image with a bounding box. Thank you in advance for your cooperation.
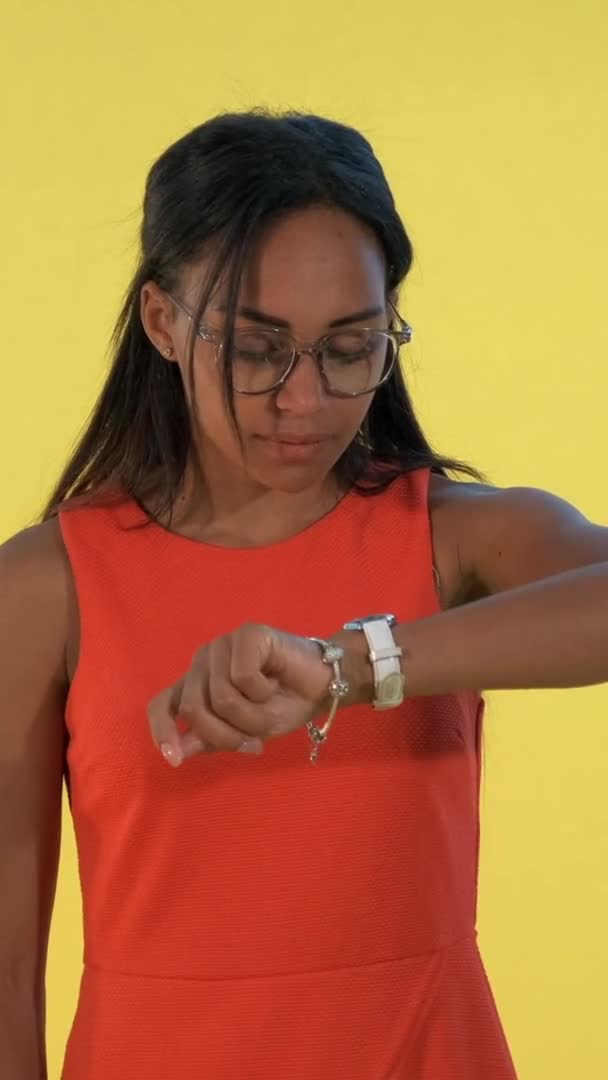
[215,304,385,329]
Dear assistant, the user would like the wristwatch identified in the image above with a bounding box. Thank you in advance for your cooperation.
[342,614,405,710]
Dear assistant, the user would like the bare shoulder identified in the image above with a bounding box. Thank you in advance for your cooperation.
[429,472,593,517]
[0,517,72,685]
[428,473,608,595]
[428,473,495,513]
[2,515,65,562]
[1,516,71,594]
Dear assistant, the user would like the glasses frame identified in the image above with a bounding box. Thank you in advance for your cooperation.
[167,294,413,398]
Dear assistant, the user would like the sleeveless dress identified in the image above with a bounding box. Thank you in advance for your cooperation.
[58,467,518,1079]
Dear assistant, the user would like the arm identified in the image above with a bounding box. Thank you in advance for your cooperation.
[0,521,69,1079]
[341,484,608,698]
[146,484,608,766]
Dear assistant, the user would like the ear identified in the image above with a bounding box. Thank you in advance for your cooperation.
[387,289,400,327]
[140,281,179,362]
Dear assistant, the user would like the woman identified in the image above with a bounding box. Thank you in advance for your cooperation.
[2,109,606,1080]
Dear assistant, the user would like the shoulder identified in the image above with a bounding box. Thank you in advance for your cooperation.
[428,473,535,539]
[1,516,70,581]
[1,518,73,684]
[429,472,590,518]
[429,474,608,596]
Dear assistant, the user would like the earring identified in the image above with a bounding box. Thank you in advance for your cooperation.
[163,346,173,358]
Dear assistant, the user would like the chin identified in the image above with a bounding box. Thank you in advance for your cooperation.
[248,454,341,493]
[258,467,332,494]
[246,440,344,493]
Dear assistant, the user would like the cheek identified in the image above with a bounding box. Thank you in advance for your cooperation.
[188,360,234,448]
[191,368,269,459]
[338,398,373,441]
[194,391,240,456]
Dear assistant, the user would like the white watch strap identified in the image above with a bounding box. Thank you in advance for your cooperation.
[361,619,402,703]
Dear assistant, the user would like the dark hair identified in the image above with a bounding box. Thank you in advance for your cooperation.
[42,109,480,523]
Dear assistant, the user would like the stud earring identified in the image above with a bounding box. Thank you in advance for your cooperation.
[163,346,173,359]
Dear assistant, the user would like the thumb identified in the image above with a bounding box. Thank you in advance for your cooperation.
[147,678,207,767]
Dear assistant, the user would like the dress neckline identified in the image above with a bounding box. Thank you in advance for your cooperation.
[119,483,362,559]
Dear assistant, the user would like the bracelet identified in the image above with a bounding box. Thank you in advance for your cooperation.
[305,637,350,763]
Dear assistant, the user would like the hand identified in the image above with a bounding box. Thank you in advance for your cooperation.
[147,623,337,766]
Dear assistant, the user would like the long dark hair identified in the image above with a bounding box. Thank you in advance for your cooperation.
[42,109,480,524]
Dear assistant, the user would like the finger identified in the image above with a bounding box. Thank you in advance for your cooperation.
[230,624,278,703]
[179,730,215,761]
[148,680,187,766]
[173,728,261,762]
[207,670,267,735]
[178,651,263,754]
[148,680,216,766]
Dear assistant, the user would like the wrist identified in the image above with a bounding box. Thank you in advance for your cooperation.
[330,628,375,707]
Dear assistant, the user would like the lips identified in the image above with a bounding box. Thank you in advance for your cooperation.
[260,435,331,445]
[256,434,332,462]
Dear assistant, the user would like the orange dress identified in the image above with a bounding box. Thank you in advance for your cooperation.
[58,467,518,1079]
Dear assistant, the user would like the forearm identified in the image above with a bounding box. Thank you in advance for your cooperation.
[338,562,608,700]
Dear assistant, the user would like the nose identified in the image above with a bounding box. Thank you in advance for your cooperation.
[274,349,326,414]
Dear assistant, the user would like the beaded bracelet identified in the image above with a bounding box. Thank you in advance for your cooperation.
[305,637,350,763]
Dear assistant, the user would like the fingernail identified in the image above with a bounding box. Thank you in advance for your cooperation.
[160,741,183,767]
[237,738,264,755]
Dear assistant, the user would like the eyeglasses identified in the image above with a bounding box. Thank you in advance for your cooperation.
[168,294,413,397]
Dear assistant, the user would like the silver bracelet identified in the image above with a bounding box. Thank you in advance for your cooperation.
[306,637,350,763]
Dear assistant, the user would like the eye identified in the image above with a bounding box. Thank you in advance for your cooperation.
[323,330,377,361]
[232,330,291,365]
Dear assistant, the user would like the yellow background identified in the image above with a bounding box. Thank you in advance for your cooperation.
[2,2,607,1077]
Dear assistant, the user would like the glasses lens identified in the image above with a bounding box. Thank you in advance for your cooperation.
[321,331,395,394]
[230,330,293,393]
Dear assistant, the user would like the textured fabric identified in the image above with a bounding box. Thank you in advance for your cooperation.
[58,468,517,1079]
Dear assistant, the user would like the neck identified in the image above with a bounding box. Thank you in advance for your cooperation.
[156,457,345,548]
